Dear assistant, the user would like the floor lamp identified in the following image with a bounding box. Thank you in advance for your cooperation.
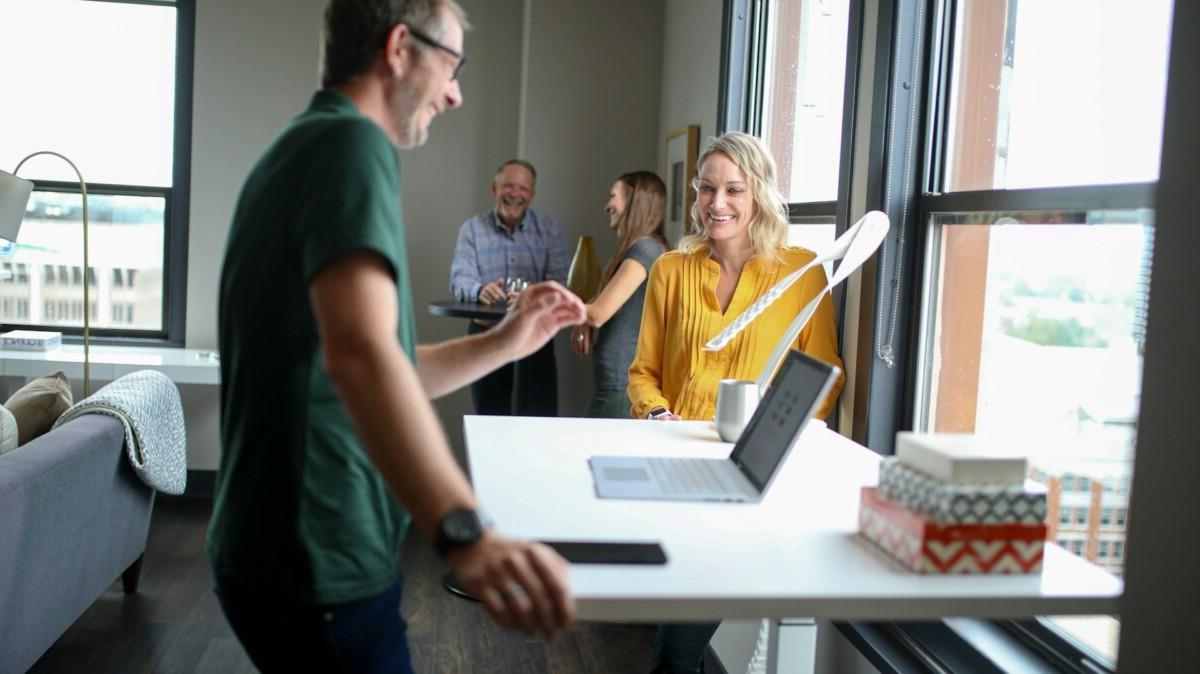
[0,152,91,396]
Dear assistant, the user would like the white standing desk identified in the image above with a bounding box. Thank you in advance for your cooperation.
[0,344,220,385]
[465,415,1122,625]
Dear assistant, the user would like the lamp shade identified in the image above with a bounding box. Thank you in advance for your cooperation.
[0,168,32,242]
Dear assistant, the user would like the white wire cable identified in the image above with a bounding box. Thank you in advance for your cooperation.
[702,211,890,394]
[704,211,886,352]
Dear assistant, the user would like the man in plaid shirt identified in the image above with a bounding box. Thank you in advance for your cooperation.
[449,159,568,416]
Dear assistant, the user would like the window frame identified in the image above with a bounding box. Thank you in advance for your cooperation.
[719,0,1165,670]
[1,0,193,346]
[721,0,867,435]
[907,0,1151,668]
[723,0,863,225]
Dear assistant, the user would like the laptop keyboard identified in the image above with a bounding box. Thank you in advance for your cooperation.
[648,458,735,494]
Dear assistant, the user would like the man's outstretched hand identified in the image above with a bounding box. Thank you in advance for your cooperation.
[449,532,576,638]
[495,281,587,360]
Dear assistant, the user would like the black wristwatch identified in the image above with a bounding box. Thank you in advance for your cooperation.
[434,507,490,558]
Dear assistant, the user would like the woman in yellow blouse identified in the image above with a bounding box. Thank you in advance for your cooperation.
[631,132,845,674]
[627,132,844,425]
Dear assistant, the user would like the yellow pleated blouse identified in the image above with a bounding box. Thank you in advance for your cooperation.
[627,246,845,421]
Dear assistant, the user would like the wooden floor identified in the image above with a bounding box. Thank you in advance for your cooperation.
[29,496,685,673]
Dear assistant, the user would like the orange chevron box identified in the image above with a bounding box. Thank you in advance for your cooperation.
[858,487,1045,574]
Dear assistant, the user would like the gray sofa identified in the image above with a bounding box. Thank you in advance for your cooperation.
[0,413,155,673]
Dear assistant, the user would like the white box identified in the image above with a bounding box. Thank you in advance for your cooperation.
[1,330,63,351]
[895,432,1027,485]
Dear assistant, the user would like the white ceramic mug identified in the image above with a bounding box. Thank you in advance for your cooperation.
[715,379,760,443]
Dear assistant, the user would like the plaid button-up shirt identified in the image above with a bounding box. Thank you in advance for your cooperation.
[449,208,568,302]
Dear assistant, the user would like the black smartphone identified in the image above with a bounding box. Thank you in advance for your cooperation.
[539,540,668,565]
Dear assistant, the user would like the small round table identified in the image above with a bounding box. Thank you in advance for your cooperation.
[427,300,507,321]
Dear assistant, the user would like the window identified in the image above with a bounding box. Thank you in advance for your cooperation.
[1101,508,1113,527]
[723,0,1168,668]
[911,0,1172,665]
[0,0,192,342]
[942,2,1169,192]
[730,0,852,281]
[760,0,852,204]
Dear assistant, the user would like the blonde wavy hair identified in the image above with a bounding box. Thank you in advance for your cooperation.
[676,132,788,263]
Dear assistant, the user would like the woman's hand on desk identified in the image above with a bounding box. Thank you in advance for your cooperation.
[449,531,576,638]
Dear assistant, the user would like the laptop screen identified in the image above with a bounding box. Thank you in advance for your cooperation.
[731,350,838,491]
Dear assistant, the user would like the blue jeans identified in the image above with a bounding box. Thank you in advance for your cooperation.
[214,572,414,674]
[651,622,720,673]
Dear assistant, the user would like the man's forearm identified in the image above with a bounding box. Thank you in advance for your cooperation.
[417,330,516,399]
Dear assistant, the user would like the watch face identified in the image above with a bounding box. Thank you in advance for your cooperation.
[444,508,482,545]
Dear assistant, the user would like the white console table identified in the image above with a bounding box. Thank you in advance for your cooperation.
[0,344,220,385]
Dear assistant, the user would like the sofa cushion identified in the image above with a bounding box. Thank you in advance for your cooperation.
[5,371,73,446]
[0,405,17,455]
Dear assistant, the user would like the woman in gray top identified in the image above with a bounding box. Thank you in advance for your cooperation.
[571,171,668,418]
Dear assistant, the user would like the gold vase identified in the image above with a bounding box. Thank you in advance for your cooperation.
[566,235,601,300]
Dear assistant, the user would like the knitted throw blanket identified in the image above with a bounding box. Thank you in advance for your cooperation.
[52,370,187,494]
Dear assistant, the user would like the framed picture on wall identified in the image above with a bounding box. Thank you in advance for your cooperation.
[663,124,700,247]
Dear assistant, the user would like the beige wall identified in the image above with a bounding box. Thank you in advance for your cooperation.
[522,0,665,418]
[184,0,329,469]
[181,0,666,469]
[658,0,724,164]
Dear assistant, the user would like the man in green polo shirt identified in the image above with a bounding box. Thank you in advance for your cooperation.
[208,1,584,671]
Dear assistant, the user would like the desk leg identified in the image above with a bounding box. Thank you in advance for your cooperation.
[768,618,817,674]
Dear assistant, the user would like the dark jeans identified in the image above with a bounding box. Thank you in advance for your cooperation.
[213,572,414,674]
[585,387,634,419]
[468,320,558,416]
[651,622,720,674]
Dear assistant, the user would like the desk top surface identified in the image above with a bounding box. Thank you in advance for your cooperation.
[465,415,1123,622]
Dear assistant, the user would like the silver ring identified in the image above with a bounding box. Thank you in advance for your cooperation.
[576,334,584,342]
[501,583,523,599]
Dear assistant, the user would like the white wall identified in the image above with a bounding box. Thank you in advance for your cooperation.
[185,0,329,469]
[658,0,723,162]
[392,0,526,461]
[181,0,664,469]
[522,0,665,418]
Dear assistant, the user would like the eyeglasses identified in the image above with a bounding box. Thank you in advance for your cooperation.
[406,25,467,81]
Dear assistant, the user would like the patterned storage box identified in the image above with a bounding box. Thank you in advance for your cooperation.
[858,487,1046,574]
[877,457,1047,525]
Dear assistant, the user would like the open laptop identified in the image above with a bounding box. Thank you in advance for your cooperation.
[589,350,840,502]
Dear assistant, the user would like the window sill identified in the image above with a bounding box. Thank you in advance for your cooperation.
[836,618,1113,674]
[0,344,218,384]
